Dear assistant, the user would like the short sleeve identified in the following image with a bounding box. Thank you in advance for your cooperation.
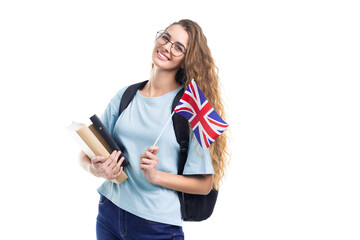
[182,132,215,175]
[100,87,127,136]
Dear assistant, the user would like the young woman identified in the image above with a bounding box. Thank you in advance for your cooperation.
[79,19,229,240]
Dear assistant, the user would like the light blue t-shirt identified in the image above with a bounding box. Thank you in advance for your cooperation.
[98,84,214,226]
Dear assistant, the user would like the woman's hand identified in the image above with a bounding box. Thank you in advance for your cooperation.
[140,146,160,183]
[90,150,124,180]
[138,146,212,194]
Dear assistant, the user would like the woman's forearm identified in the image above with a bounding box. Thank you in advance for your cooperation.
[79,151,91,171]
[78,151,98,176]
[152,171,213,195]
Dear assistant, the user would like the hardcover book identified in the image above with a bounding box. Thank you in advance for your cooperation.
[89,114,129,168]
[68,118,128,184]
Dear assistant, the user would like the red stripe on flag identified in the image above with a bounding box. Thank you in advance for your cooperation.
[189,102,211,128]
[202,131,210,148]
[190,82,197,101]
[200,118,219,140]
[174,107,194,114]
[190,103,220,140]
[181,93,201,114]
[208,117,229,128]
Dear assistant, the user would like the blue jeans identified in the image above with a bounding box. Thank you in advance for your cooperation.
[96,194,184,240]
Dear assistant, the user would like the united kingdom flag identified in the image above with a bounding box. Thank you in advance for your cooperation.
[174,79,229,148]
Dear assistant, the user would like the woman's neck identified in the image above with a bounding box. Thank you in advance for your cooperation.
[142,67,181,97]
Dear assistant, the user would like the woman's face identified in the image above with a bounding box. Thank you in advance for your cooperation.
[152,24,189,72]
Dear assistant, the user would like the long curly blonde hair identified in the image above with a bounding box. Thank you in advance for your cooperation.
[167,19,230,190]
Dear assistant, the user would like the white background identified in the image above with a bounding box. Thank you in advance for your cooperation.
[1,0,359,239]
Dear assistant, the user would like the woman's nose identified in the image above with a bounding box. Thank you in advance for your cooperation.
[162,41,172,53]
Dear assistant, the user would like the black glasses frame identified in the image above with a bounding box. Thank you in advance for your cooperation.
[155,30,186,57]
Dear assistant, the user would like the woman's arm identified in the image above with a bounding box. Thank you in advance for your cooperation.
[154,172,213,195]
[140,146,213,195]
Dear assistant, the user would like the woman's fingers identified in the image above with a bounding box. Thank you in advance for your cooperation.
[144,151,159,163]
[140,147,159,172]
[93,151,123,180]
[113,167,123,179]
[140,152,146,159]
[117,156,125,167]
[112,156,124,174]
[91,156,105,164]
[139,150,159,183]
[147,146,159,156]
[140,158,154,165]
[111,159,123,178]
[109,151,121,168]
[140,158,158,172]
[105,150,117,165]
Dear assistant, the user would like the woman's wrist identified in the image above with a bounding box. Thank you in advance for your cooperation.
[150,171,162,186]
[149,171,213,195]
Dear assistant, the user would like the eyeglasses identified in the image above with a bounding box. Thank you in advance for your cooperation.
[155,31,186,57]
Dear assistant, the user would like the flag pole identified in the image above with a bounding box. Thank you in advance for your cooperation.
[152,111,175,146]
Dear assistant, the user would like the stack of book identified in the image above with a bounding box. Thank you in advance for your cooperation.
[68,115,129,184]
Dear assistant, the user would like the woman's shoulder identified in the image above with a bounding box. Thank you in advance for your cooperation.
[109,85,130,103]
[103,85,129,114]
[114,81,148,100]
[117,85,131,98]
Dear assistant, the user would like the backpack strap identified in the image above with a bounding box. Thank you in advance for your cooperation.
[171,88,189,174]
[119,80,148,115]
[171,88,190,220]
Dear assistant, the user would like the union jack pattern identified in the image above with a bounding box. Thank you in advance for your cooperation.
[174,79,229,148]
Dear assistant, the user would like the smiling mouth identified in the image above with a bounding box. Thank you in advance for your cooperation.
[157,51,170,60]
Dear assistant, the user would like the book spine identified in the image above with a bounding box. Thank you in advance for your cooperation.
[90,114,130,168]
[90,114,120,151]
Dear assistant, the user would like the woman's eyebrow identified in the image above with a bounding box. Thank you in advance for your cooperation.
[165,31,186,48]
[176,42,185,49]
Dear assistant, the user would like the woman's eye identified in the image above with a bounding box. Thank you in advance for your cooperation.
[175,44,184,52]
[162,35,170,41]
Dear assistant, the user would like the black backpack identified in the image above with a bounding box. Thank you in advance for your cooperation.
[117,80,218,221]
